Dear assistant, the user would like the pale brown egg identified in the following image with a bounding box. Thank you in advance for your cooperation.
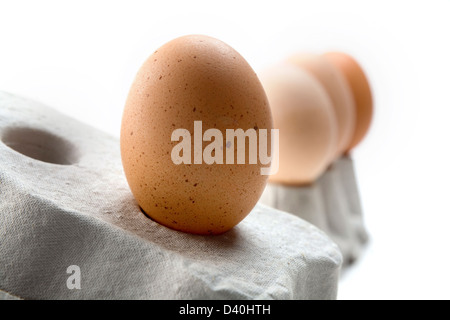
[323,52,373,152]
[259,64,338,185]
[286,53,356,159]
[121,35,273,235]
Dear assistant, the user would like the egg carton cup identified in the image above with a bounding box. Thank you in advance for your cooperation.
[0,92,342,300]
[260,157,369,266]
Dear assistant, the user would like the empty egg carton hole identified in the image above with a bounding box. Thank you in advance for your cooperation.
[1,127,79,165]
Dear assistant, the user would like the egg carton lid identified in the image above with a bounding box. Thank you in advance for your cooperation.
[0,91,342,300]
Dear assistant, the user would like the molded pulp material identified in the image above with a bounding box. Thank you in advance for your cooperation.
[0,92,342,300]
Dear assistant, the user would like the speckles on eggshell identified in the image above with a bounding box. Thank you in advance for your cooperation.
[120,34,272,235]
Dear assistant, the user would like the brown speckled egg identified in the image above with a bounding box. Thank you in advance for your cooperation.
[323,52,373,152]
[286,53,356,159]
[120,35,273,235]
[259,64,337,185]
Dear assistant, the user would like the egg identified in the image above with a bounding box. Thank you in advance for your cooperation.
[120,35,273,235]
[259,64,338,185]
[286,53,356,159]
[323,52,373,152]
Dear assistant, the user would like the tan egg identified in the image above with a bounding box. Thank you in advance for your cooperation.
[286,53,356,159]
[323,52,373,152]
[120,35,273,235]
[259,64,338,185]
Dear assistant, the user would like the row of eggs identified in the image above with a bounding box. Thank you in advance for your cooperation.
[262,51,373,185]
[120,34,373,235]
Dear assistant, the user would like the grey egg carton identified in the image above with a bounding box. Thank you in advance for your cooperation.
[0,91,342,300]
[260,157,369,266]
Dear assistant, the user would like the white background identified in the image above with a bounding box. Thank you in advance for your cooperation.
[1,0,450,300]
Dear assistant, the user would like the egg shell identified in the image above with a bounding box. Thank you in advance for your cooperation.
[286,53,356,159]
[323,52,373,152]
[260,64,338,185]
[121,35,273,235]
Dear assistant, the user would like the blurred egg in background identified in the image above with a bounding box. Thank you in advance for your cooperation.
[323,52,373,152]
[259,64,337,185]
[286,53,356,159]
